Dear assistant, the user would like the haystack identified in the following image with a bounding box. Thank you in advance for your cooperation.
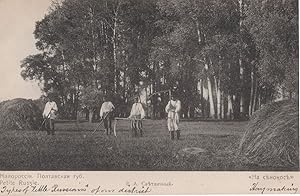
[0,98,43,130]
[238,99,299,169]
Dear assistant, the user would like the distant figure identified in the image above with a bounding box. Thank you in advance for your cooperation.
[128,97,145,137]
[165,94,181,140]
[100,96,115,135]
[42,95,58,135]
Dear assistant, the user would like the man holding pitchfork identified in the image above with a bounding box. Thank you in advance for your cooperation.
[100,96,115,135]
[128,97,145,137]
[42,95,58,135]
[165,93,181,140]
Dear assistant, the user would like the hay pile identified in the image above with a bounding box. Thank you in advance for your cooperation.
[0,98,43,130]
[238,99,299,169]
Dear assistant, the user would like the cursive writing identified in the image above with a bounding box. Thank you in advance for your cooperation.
[118,186,151,194]
[0,186,28,195]
[250,182,298,194]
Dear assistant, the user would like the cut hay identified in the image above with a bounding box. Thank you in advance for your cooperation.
[180,147,207,155]
[0,98,43,131]
[238,99,299,169]
[176,147,208,160]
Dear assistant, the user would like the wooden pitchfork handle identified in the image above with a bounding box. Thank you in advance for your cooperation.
[38,108,54,132]
[91,111,111,135]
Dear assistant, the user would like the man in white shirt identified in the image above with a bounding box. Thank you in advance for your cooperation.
[128,97,145,137]
[42,95,58,135]
[100,96,115,135]
[165,94,181,140]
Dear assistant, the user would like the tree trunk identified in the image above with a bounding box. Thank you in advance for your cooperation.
[195,20,205,45]
[233,94,241,119]
[207,76,215,119]
[202,78,209,118]
[151,63,157,119]
[204,59,215,119]
[238,0,245,117]
[214,76,221,119]
[252,80,257,114]
[221,91,225,119]
[198,79,204,118]
[240,93,244,114]
[248,68,254,116]
[227,94,233,119]
[257,90,261,110]
[112,18,118,93]
[201,79,208,118]
[89,110,94,123]
[89,7,99,88]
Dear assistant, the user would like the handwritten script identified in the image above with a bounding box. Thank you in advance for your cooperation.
[0,184,153,195]
[249,182,298,194]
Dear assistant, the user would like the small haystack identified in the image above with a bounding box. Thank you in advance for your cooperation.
[0,98,43,130]
[238,99,299,169]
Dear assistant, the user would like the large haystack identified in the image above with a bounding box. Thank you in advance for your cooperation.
[238,99,299,169]
[0,98,43,130]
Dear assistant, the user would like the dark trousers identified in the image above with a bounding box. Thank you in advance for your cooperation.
[103,112,113,134]
[131,119,143,137]
[44,118,55,135]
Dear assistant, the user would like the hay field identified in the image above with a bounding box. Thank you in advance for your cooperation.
[0,120,296,171]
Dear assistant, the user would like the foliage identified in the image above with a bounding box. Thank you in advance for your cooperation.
[20,0,298,119]
[80,86,104,110]
[245,0,298,94]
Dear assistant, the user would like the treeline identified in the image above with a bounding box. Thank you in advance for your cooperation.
[21,0,298,120]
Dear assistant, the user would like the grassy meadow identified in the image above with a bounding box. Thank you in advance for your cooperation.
[0,120,278,171]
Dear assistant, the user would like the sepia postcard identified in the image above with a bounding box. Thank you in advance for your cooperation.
[0,0,299,194]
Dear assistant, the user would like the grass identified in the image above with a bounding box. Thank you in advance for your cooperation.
[0,120,287,171]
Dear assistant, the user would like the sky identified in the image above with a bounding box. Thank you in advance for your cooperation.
[0,0,52,101]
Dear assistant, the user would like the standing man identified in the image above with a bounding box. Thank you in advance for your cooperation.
[43,95,58,135]
[128,97,145,137]
[165,94,181,140]
[100,96,115,135]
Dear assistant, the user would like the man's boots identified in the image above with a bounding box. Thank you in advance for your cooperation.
[170,131,175,140]
[176,130,180,140]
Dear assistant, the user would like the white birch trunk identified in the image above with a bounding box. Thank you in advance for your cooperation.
[252,79,257,114]
[221,91,225,119]
[113,19,117,93]
[207,76,215,118]
[214,76,221,119]
[239,0,244,115]
[202,81,208,101]
[258,91,261,110]
[227,95,233,119]
[248,69,254,116]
